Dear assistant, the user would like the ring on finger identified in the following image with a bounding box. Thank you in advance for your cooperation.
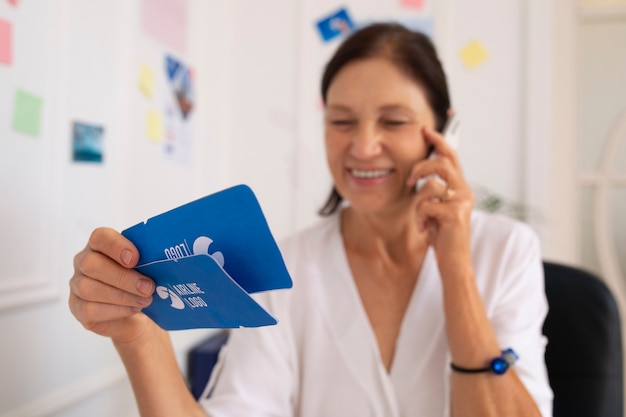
[441,186,456,201]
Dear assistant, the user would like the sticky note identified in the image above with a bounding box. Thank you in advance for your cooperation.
[147,110,163,141]
[400,0,425,9]
[0,18,12,65]
[141,0,188,54]
[460,40,489,70]
[139,64,155,98]
[7,0,19,6]
[316,7,354,42]
[12,90,43,137]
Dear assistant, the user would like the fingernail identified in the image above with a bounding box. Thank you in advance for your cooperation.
[121,249,133,266]
[136,296,152,307]
[136,278,153,296]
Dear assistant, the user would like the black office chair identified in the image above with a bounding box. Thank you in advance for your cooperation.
[543,261,624,417]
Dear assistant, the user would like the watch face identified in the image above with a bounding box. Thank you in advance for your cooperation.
[491,357,509,375]
[491,348,518,375]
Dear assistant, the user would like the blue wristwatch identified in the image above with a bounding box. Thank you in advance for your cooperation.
[450,348,519,375]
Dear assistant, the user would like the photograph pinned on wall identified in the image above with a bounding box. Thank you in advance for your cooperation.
[162,54,194,164]
[315,7,355,43]
[72,121,104,163]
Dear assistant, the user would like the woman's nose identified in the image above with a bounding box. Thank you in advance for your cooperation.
[350,124,382,158]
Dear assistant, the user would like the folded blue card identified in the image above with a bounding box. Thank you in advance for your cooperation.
[121,185,292,330]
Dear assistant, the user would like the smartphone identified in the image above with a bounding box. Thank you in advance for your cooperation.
[415,114,461,192]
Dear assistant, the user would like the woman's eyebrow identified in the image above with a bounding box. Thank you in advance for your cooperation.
[325,104,352,112]
[379,104,414,113]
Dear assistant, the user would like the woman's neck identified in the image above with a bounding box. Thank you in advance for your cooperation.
[340,205,429,266]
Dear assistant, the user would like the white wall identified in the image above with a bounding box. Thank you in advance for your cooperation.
[1,1,230,416]
[0,1,557,416]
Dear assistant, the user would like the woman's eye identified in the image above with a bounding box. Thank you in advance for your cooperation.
[383,120,406,127]
[330,120,355,126]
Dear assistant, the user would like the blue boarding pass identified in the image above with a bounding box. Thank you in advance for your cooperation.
[121,185,292,330]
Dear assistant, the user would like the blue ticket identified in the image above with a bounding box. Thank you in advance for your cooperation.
[122,185,292,330]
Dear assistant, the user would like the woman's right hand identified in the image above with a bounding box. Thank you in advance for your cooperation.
[69,227,157,344]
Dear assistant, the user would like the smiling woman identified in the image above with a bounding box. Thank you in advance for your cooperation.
[68,22,553,417]
[196,24,553,417]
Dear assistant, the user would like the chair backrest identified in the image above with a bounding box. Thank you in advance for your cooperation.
[543,261,624,417]
[187,330,230,400]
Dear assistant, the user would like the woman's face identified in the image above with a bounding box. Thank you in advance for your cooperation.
[324,57,436,214]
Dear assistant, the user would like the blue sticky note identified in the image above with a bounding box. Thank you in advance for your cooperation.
[316,7,354,42]
[122,185,292,330]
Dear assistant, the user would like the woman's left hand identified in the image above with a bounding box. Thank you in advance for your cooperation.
[407,126,475,276]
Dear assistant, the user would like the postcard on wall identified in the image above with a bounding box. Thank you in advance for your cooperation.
[72,121,104,163]
[162,54,194,164]
[315,7,355,43]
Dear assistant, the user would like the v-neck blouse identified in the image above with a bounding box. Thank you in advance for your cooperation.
[200,210,553,417]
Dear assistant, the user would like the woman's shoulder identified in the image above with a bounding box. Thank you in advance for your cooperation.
[470,209,541,262]
[471,209,538,243]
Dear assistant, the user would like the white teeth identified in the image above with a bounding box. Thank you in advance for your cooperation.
[351,169,391,179]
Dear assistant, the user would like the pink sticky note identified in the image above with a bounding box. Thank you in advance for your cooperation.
[0,18,12,65]
[141,0,188,55]
[7,0,20,6]
[400,0,425,9]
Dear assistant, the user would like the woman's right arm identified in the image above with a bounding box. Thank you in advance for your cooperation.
[68,227,206,417]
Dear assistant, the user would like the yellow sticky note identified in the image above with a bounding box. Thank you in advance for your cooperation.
[460,40,488,70]
[139,64,155,98]
[146,110,163,141]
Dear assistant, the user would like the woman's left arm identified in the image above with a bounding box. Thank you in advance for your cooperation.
[409,127,549,417]
[439,260,545,417]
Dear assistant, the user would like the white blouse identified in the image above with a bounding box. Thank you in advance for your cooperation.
[200,210,553,417]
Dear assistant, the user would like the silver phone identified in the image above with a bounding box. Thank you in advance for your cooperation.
[415,114,461,192]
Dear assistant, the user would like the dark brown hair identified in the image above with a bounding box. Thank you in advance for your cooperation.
[318,22,451,216]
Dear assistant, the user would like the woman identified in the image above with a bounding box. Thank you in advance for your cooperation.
[69,23,552,416]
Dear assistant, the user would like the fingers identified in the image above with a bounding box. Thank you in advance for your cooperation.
[409,157,456,190]
[408,127,461,189]
[73,248,154,298]
[70,269,153,308]
[68,291,144,332]
[413,179,474,231]
[87,227,140,268]
[69,227,155,335]
[423,126,459,161]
